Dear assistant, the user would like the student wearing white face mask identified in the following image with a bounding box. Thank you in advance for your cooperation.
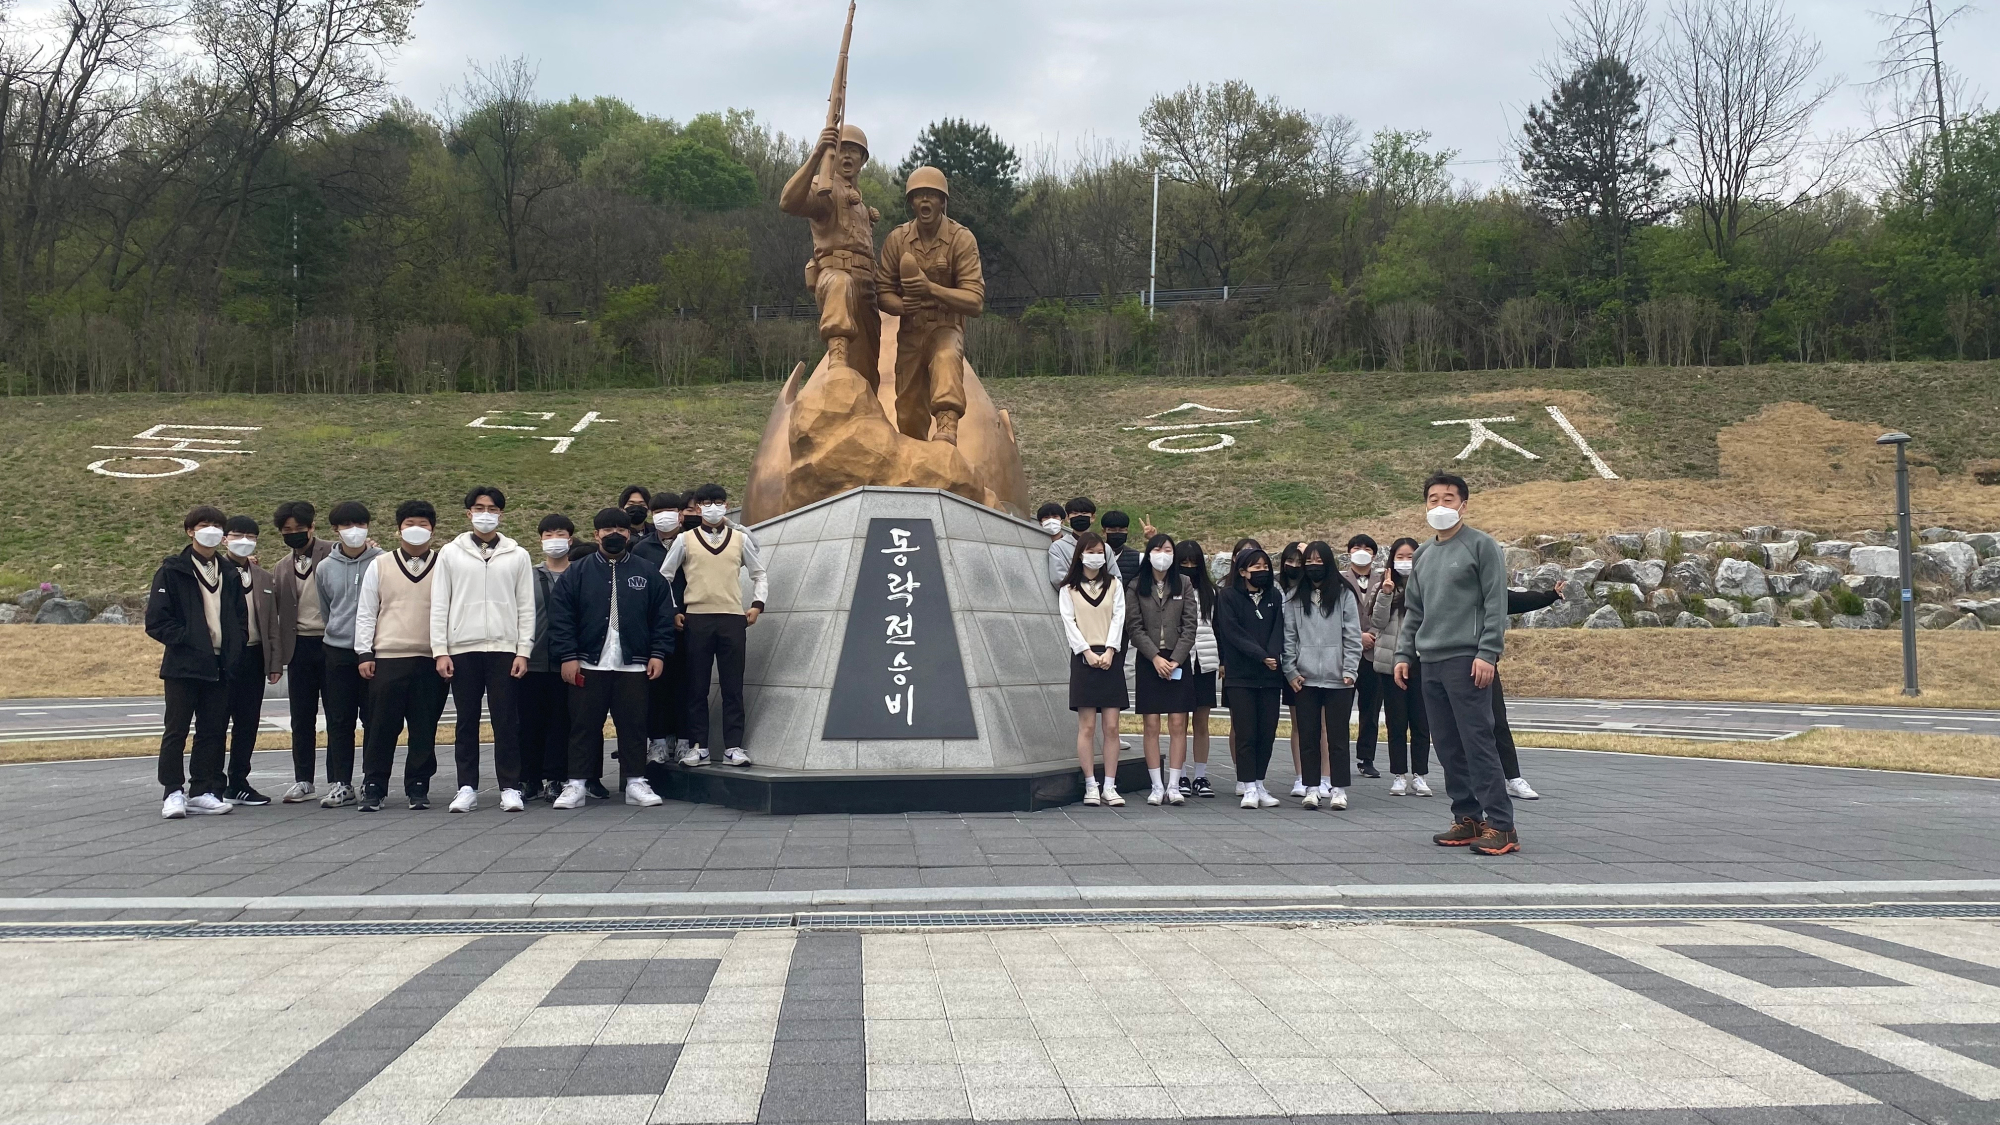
[1342,534,1388,779]
[312,500,382,808]
[1371,538,1432,795]
[631,491,687,765]
[354,500,448,813]
[1060,532,1128,807]
[660,482,766,768]
[219,516,283,806]
[1125,534,1197,806]
[145,506,250,818]
[431,486,537,814]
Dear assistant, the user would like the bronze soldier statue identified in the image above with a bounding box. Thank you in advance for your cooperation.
[779,124,882,386]
[875,167,984,446]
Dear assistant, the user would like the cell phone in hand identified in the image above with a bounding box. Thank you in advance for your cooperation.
[1171,668,1183,680]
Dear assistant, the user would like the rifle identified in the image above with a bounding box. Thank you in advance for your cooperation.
[814,0,856,200]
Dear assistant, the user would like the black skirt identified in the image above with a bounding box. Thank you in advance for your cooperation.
[1187,668,1219,710]
[1069,647,1130,711]
[1133,656,1198,714]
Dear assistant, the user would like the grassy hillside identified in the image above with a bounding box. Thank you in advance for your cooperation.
[4,360,2000,596]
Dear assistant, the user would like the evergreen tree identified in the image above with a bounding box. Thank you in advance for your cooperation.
[1520,56,1670,287]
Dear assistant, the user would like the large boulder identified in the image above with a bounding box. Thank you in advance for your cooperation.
[1791,561,1843,591]
[0,604,17,624]
[1647,588,1685,616]
[1643,528,1674,559]
[1714,558,1771,599]
[1742,525,1778,543]
[1810,540,1857,560]
[1504,546,1540,575]
[1964,532,2000,557]
[1953,598,2000,626]
[1972,562,2000,593]
[1592,582,1645,606]
[1865,597,1895,621]
[15,584,59,614]
[1603,558,1667,591]
[1767,573,1800,597]
[88,605,129,625]
[1564,559,1607,588]
[1762,541,1800,569]
[1678,532,1721,552]
[1729,611,1777,628]
[1605,533,1644,558]
[1919,542,1979,590]
[1582,605,1626,629]
[1844,573,1898,602]
[1918,607,1960,630]
[1632,611,1663,628]
[1849,546,1901,577]
[33,598,93,625]
[1666,559,1714,596]
[1947,613,1985,631]
[1750,596,1780,617]
[1778,529,1817,545]
[1789,591,1825,619]
[1919,526,1962,543]
[1672,611,1713,629]
[1521,598,1591,628]
[1524,562,1566,593]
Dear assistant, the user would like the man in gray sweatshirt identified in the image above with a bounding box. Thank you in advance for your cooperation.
[314,500,383,808]
[1393,472,1517,855]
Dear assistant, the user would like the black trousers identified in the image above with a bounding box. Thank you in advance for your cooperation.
[161,668,228,798]
[449,651,524,791]
[1383,662,1432,775]
[683,614,746,750]
[647,648,682,741]
[1292,685,1354,789]
[322,645,368,787]
[1223,684,1280,784]
[360,656,447,798]
[286,634,327,783]
[1421,655,1513,831]
[569,669,647,781]
[518,669,572,791]
[1493,672,1522,780]
[225,644,268,790]
[1353,664,1383,766]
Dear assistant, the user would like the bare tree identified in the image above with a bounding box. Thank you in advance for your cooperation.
[1656,0,1838,257]
[449,56,570,292]
[1869,0,1975,169]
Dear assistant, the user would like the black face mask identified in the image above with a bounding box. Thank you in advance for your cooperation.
[283,531,311,550]
[1280,563,1301,580]
[681,513,702,531]
[601,532,628,555]
[1247,570,1274,590]
[1069,516,1091,533]
[1304,563,1330,583]
[1105,533,1128,551]
[624,505,647,527]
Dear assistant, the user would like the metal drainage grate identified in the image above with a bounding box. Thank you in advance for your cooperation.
[0,900,1995,940]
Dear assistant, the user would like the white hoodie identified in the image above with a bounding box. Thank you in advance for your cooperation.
[429,531,536,658]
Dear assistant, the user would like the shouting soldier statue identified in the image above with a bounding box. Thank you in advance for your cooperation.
[779,124,882,385]
[875,167,984,446]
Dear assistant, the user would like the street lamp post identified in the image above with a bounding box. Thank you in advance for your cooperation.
[1148,169,1159,321]
[1876,431,1919,697]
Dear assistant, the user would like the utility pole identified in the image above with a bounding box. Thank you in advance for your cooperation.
[1877,431,1919,696]
[1148,169,1159,321]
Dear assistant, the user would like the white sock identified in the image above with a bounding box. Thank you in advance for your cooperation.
[1167,768,1182,788]
[1148,767,1163,790]
[1192,762,1207,779]
[1084,775,1099,788]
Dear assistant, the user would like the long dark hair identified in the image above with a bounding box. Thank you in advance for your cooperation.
[1289,540,1350,617]
[1233,547,1274,602]
[1278,541,1306,593]
[1220,537,1262,589]
[1134,533,1182,599]
[1387,536,1421,612]
[1174,539,1215,620]
[1062,531,1111,591]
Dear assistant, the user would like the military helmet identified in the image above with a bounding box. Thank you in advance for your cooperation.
[904,166,949,199]
[838,124,869,158]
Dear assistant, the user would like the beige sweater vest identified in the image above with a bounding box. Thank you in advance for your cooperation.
[683,528,745,615]
[373,552,438,660]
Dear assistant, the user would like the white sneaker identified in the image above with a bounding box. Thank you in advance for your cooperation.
[1301,789,1320,810]
[553,780,588,810]
[281,781,315,803]
[678,745,710,767]
[320,782,354,808]
[1103,781,1125,807]
[162,792,187,819]
[647,738,673,764]
[1508,776,1541,800]
[1146,787,1164,806]
[1411,774,1433,797]
[448,786,478,813]
[1256,787,1280,809]
[1234,781,1248,796]
[625,778,664,807]
[1240,787,1259,809]
[1289,778,1308,798]
[1166,785,1185,806]
[499,788,526,812]
[185,792,232,816]
[1326,786,1348,811]
[1389,775,1408,796]
[722,747,751,767]
[1083,780,1102,807]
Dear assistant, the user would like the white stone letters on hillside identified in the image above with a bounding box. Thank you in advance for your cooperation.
[1124,403,1263,454]
[88,423,262,479]
[466,409,619,454]
[1433,417,1540,462]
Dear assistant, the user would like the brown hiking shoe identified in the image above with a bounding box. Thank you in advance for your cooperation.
[932,411,961,446]
[1432,817,1484,847]
[1470,825,1520,856]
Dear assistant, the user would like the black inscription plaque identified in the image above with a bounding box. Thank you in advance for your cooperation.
[821,518,979,740]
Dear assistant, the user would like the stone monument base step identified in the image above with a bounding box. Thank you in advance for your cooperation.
[642,756,1157,815]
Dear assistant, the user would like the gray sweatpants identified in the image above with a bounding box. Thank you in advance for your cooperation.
[1420,655,1514,832]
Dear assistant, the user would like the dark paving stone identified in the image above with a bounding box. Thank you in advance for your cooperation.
[1664,944,1909,989]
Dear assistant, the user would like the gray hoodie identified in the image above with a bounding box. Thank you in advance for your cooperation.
[315,543,383,650]
[1280,584,1365,688]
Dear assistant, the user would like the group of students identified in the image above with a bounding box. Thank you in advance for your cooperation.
[143,483,766,820]
[1045,473,1550,856]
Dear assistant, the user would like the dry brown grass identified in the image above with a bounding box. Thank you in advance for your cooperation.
[1519,727,2000,779]
[0,626,162,698]
[1504,630,2000,709]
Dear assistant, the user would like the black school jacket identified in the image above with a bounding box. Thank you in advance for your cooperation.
[547,550,679,669]
[145,547,248,681]
[1214,583,1287,689]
